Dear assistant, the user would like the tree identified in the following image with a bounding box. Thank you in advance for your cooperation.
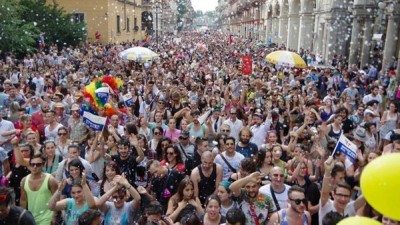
[0,0,39,57]
[19,0,86,49]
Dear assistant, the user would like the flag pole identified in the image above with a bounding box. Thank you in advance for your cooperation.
[331,133,343,156]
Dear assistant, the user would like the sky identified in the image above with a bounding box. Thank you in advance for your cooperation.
[191,0,218,12]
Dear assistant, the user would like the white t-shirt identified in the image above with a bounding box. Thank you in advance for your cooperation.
[318,199,356,225]
[45,123,64,142]
[214,152,244,181]
[259,184,290,212]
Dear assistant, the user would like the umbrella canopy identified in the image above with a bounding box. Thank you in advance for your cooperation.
[118,47,159,62]
[265,50,307,68]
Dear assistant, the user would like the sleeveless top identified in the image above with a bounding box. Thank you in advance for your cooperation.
[280,209,308,225]
[24,173,54,225]
[65,198,89,225]
[198,163,217,205]
[320,107,333,121]
[328,125,341,142]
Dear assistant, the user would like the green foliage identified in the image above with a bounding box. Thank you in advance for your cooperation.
[19,0,86,48]
[0,0,86,57]
[0,0,39,57]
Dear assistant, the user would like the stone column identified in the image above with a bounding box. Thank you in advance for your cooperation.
[323,19,334,63]
[360,19,373,67]
[397,47,400,80]
[287,13,300,50]
[298,12,314,51]
[272,15,279,43]
[348,17,361,66]
[265,17,272,42]
[278,15,289,46]
[382,14,400,70]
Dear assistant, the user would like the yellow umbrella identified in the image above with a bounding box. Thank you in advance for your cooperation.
[265,50,307,68]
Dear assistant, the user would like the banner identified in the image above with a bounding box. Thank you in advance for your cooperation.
[123,93,134,107]
[94,87,110,106]
[242,55,252,75]
[229,35,234,45]
[82,111,107,131]
[332,134,357,163]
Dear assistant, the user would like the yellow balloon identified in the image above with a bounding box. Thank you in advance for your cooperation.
[337,216,381,225]
[360,153,400,220]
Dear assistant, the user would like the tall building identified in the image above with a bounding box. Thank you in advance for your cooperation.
[47,0,148,43]
[216,0,400,72]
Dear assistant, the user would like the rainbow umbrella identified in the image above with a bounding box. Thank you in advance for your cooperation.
[118,47,159,62]
[265,50,307,68]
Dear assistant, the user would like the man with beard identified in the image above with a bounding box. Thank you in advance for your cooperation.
[214,137,244,181]
[112,138,144,186]
[190,151,223,205]
[230,172,274,225]
[268,185,311,225]
[235,127,258,157]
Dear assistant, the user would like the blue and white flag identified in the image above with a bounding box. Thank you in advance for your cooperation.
[123,93,134,107]
[95,87,110,106]
[82,111,107,131]
[333,133,358,163]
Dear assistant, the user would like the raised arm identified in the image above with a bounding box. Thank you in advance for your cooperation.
[230,172,263,197]
[48,179,68,211]
[81,174,96,209]
[321,156,335,207]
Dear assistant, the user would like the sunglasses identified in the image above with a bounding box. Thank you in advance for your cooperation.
[221,129,230,132]
[113,195,125,200]
[154,132,161,135]
[230,113,237,115]
[30,162,43,167]
[179,136,188,140]
[166,152,175,155]
[58,133,67,136]
[290,198,307,205]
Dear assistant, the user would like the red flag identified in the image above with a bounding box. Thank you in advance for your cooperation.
[229,35,233,45]
[242,55,252,75]
[95,31,101,40]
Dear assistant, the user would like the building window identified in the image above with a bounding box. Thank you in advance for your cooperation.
[71,13,84,23]
[117,15,121,33]
[127,18,130,32]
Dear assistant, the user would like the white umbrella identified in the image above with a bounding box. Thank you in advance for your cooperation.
[118,47,159,62]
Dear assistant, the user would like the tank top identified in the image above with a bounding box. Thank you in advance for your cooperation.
[198,163,217,205]
[24,173,54,225]
[328,125,342,142]
[280,209,308,225]
[65,198,89,225]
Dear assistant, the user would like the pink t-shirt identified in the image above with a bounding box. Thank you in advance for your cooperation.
[163,129,181,143]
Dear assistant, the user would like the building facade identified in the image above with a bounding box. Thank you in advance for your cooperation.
[47,0,148,44]
[217,0,400,71]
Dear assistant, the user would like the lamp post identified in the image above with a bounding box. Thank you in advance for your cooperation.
[154,0,160,48]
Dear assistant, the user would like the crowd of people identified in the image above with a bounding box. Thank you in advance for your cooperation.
[0,30,399,225]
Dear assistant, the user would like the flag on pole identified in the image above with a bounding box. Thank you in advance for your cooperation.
[332,133,358,163]
[82,111,107,131]
[242,55,252,75]
[197,109,212,125]
[123,93,134,107]
[229,35,234,45]
[94,87,110,106]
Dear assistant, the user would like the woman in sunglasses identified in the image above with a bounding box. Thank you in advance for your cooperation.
[148,127,164,160]
[55,127,72,158]
[160,145,185,173]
